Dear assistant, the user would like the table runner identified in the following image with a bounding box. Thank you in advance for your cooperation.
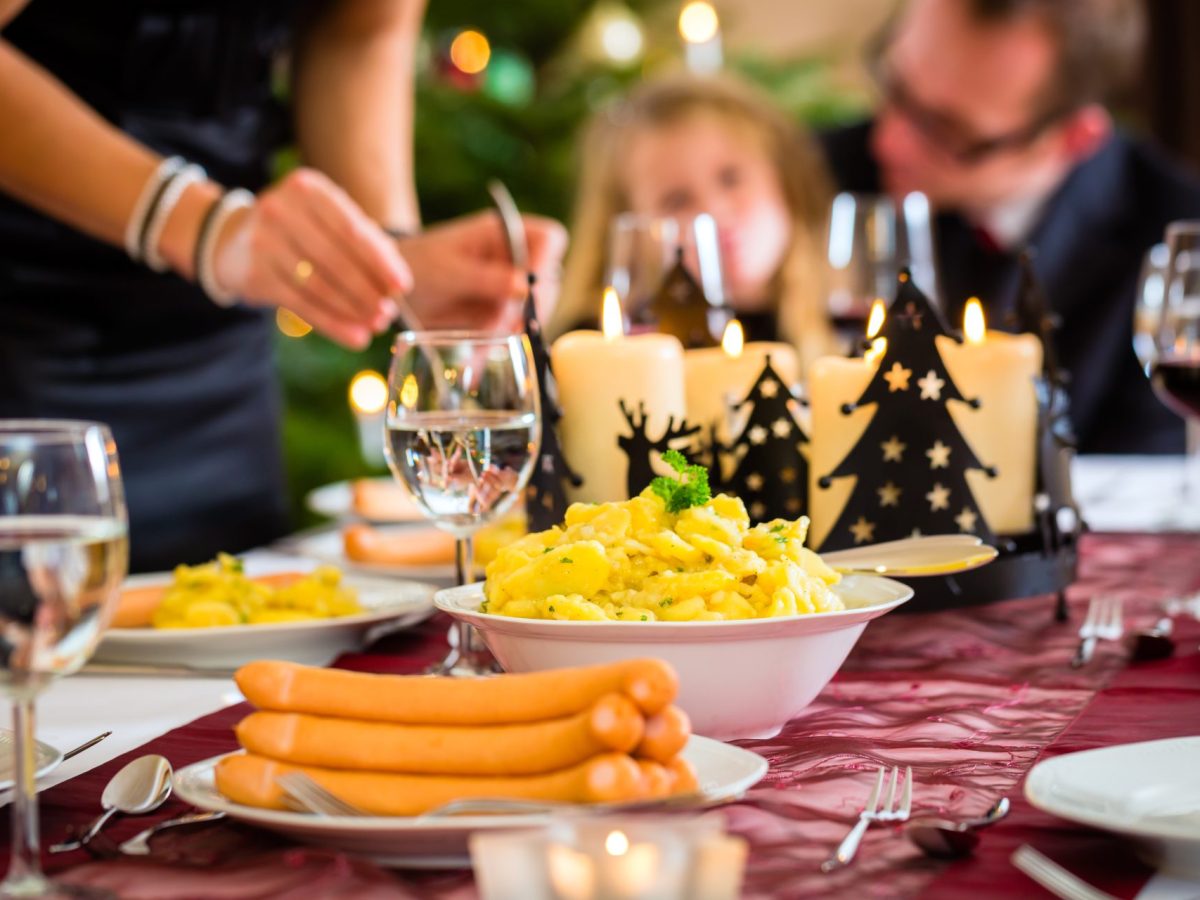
[4,533,1197,899]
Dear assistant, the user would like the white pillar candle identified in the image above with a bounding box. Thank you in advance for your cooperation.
[551,289,687,503]
[937,299,1042,535]
[348,370,388,468]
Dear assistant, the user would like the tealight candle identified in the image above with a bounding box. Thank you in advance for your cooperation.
[348,369,388,467]
[551,288,687,503]
[684,319,799,442]
[938,298,1042,534]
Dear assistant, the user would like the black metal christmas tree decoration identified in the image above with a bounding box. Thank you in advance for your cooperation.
[650,247,722,349]
[618,401,701,499]
[725,358,809,523]
[816,271,997,550]
[522,275,582,530]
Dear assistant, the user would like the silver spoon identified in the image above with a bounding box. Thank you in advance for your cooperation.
[49,754,173,853]
[907,796,1010,858]
[118,810,226,856]
[822,535,1000,578]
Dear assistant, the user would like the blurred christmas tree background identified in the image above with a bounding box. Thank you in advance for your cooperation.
[276,0,872,527]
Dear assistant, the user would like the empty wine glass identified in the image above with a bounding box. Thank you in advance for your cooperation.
[825,191,937,348]
[1134,242,1169,376]
[0,420,128,898]
[384,333,540,676]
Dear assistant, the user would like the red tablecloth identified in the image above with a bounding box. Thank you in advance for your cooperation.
[6,533,1199,899]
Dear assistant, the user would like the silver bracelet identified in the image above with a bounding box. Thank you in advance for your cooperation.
[123,156,184,262]
[196,188,255,307]
[141,163,206,273]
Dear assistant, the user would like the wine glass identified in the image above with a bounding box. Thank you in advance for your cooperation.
[384,332,540,677]
[0,420,128,899]
[1134,242,1170,376]
[825,191,937,348]
[1151,221,1200,499]
[606,212,730,346]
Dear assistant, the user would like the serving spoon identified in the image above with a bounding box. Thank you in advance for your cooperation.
[821,535,999,578]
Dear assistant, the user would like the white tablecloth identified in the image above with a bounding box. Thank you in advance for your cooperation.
[1074,455,1200,532]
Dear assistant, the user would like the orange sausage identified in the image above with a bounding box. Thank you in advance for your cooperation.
[635,705,691,764]
[235,693,644,776]
[111,572,309,628]
[634,759,673,799]
[236,659,677,724]
[352,480,417,522]
[215,751,644,815]
[665,755,699,794]
[343,524,455,566]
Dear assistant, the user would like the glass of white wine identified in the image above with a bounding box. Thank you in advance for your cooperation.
[0,420,128,899]
[384,333,540,677]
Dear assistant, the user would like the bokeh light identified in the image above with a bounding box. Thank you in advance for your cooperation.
[678,1,719,43]
[449,29,491,75]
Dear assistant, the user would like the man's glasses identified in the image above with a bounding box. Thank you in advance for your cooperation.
[869,58,1074,166]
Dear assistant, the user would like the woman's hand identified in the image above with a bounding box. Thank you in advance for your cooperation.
[397,210,568,330]
[211,168,410,349]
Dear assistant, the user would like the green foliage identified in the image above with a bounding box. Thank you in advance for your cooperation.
[650,449,712,513]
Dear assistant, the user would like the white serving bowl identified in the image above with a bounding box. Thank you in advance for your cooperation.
[434,574,913,740]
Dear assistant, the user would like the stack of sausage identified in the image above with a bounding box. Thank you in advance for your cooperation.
[216,659,697,816]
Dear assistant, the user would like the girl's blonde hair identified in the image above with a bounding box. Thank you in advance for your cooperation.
[552,74,838,368]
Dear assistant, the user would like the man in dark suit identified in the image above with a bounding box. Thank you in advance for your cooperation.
[822,0,1200,454]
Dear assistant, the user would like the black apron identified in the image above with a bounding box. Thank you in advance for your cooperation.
[0,1,307,571]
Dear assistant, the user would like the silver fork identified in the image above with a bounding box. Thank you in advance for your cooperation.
[275,772,368,818]
[821,765,912,872]
[1071,596,1125,668]
[1012,845,1118,900]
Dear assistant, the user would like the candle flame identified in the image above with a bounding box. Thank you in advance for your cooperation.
[865,337,887,366]
[605,830,630,857]
[866,299,886,339]
[964,298,987,345]
[679,1,719,43]
[601,287,624,340]
[721,319,744,358]
[349,370,388,414]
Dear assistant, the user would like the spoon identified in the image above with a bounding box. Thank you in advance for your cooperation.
[907,796,1011,858]
[49,754,173,853]
[822,535,1000,578]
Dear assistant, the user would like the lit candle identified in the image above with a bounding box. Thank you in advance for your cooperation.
[348,370,388,467]
[937,298,1042,534]
[551,288,687,503]
[806,302,887,548]
[683,319,799,440]
[679,1,722,73]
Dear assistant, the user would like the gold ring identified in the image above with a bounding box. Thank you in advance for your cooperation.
[294,259,314,285]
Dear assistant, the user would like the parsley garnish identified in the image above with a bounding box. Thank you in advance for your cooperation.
[660,598,673,607]
[543,547,553,554]
[775,536,788,546]
[641,615,648,621]
[649,450,711,513]
[480,599,490,613]
[560,557,573,564]
[548,605,555,613]
[770,524,785,534]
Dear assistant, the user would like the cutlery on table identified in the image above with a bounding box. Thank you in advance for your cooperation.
[1071,596,1124,668]
[81,662,237,679]
[487,179,528,271]
[276,771,368,818]
[61,731,112,762]
[820,536,998,578]
[906,796,1010,858]
[1012,844,1118,900]
[49,754,173,853]
[821,765,912,872]
[119,810,227,856]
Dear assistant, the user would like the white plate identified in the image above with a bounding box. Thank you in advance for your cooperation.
[306,479,426,524]
[285,527,456,582]
[95,561,438,670]
[1025,736,1200,878]
[172,736,767,868]
[0,729,62,791]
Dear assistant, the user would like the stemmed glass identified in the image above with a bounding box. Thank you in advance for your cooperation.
[0,420,128,899]
[1150,221,1200,499]
[384,332,540,677]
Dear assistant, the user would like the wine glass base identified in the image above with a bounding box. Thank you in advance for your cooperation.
[0,873,115,899]
[424,658,504,678]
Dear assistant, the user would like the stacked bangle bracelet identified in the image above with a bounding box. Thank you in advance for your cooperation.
[140,162,206,272]
[123,156,184,262]
[195,188,255,307]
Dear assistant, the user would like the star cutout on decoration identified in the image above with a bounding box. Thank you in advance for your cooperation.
[877,482,901,507]
[771,417,792,439]
[917,370,945,401]
[926,440,951,469]
[881,435,907,462]
[780,467,797,484]
[748,425,768,445]
[745,473,764,491]
[926,482,951,511]
[758,379,779,399]
[883,362,913,392]
[785,497,801,513]
[849,516,876,544]
[750,501,766,519]
[955,507,979,533]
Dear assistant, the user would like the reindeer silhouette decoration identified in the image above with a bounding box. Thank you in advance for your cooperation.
[618,400,701,498]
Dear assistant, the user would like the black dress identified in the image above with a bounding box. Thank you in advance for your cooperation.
[0,1,307,571]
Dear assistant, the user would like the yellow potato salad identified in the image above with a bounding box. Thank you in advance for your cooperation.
[152,554,362,628]
[482,491,843,621]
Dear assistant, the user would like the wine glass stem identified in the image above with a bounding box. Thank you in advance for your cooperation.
[455,534,475,588]
[1186,419,1200,503]
[6,696,47,892]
